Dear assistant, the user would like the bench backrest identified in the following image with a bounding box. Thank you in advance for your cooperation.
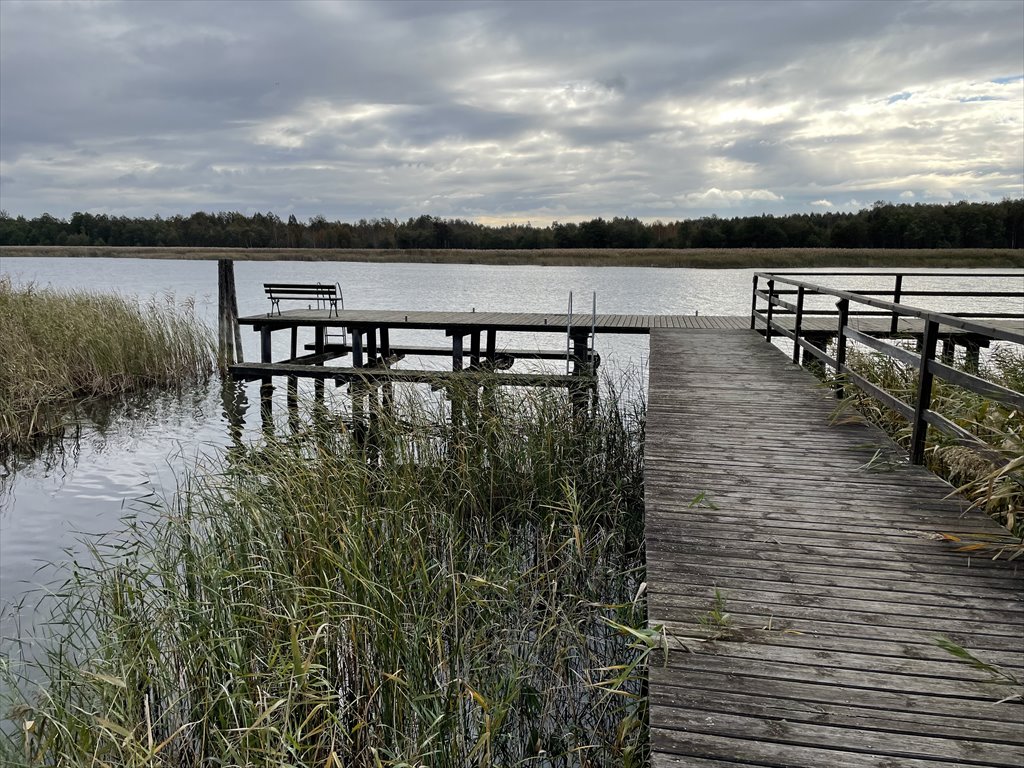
[264,283,337,300]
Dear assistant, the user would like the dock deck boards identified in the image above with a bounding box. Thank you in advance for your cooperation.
[238,308,1021,338]
[645,328,1024,767]
[238,308,751,333]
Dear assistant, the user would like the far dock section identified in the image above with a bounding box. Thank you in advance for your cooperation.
[230,308,749,387]
[645,328,1024,766]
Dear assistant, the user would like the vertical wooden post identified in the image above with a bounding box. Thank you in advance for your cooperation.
[889,274,903,335]
[750,275,759,330]
[352,330,364,368]
[260,381,274,436]
[910,319,939,465]
[217,259,241,369]
[792,286,805,364]
[764,279,775,342]
[835,298,850,398]
[379,327,391,359]
[571,332,589,376]
[486,329,497,366]
[452,333,464,371]
[366,327,378,364]
[470,330,481,369]
[260,326,273,364]
[314,326,325,355]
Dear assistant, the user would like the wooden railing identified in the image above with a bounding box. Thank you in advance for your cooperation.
[750,271,1024,466]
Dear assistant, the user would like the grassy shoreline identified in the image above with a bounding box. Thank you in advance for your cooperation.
[3,245,1023,268]
[2,385,650,766]
[0,279,215,454]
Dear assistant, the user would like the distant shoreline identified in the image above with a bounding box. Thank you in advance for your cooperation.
[2,245,1023,268]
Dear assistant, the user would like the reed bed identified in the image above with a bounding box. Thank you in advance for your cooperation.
[0,277,214,453]
[1,383,650,766]
[842,345,1024,536]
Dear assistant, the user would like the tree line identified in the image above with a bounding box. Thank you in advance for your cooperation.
[1,199,1022,250]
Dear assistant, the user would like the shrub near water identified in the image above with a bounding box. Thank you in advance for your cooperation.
[0,277,214,451]
[2,385,650,767]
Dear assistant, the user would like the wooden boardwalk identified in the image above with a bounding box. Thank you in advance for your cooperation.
[240,308,1021,338]
[240,308,750,333]
[645,329,1024,768]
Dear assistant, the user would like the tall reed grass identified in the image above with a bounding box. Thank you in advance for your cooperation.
[1,382,650,766]
[0,277,214,453]
[843,345,1023,535]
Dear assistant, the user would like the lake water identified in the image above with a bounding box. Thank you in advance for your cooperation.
[1,259,1020,634]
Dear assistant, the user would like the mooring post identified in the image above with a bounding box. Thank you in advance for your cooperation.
[217,259,241,369]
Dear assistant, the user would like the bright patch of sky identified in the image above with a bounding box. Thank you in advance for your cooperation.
[1,0,1022,223]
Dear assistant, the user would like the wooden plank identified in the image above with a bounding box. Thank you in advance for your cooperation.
[651,709,1023,766]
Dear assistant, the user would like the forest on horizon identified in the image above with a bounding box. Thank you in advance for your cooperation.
[1,199,1022,251]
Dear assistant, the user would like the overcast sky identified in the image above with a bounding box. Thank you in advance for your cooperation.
[1,0,1022,224]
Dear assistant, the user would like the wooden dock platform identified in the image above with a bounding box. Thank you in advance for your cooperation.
[645,328,1024,767]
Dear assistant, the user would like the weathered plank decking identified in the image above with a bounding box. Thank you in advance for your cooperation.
[646,328,1024,767]
[239,308,1020,338]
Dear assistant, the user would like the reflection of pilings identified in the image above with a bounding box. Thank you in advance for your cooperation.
[287,375,300,435]
[217,259,241,370]
[220,377,249,450]
[260,382,274,436]
[350,378,368,451]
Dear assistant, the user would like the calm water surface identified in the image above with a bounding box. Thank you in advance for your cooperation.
[1,259,1018,632]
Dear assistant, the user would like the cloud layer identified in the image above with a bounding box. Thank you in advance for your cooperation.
[1,0,1021,222]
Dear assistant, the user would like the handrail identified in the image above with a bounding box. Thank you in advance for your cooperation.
[750,271,1024,467]
[752,272,1024,342]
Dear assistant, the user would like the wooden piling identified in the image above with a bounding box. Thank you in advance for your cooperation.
[217,259,241,369]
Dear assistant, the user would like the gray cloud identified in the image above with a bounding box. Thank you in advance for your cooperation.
[1,0,1021,222]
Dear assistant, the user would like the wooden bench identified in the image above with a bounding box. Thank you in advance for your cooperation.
[264,282,341,317]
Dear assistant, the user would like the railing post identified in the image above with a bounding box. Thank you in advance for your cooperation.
[910,319,939,465]
[792,286,805,364]
[765,279,775,343]
[890,274,903,335]
[750,274,759,330]
[835,298,849,398]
